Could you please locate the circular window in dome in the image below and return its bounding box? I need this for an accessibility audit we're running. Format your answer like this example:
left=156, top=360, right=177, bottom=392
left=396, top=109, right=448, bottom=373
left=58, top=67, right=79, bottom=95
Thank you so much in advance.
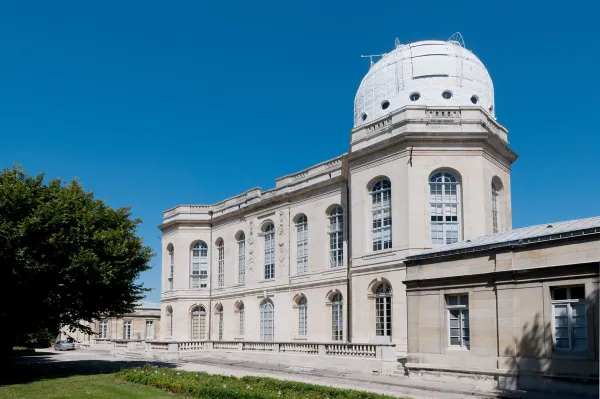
left=361, top=112, right=367, bottom=121
left=409, top=92, right=420, bottom=102
left=381, top=100, right=390, bottom=110
left=470, top=95, right=479, bottom=104
left=489, top=105, right=494, bottom=113
left=442, top=91, right=453, bottom=99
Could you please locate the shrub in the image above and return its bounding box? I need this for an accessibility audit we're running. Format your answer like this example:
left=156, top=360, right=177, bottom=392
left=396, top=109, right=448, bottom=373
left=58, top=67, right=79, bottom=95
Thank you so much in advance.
left=118, top=365, right=403, bottom=399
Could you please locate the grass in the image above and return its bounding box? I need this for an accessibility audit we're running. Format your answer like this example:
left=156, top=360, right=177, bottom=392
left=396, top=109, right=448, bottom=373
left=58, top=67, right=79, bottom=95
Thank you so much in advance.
left=118, top=365, right=404, bottom=399
left=0, top=373, right=188, bottom=399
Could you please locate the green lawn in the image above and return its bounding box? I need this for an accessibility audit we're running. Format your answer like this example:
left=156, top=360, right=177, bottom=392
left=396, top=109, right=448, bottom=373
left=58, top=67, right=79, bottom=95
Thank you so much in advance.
left=0, top=374, right=188, bottom=399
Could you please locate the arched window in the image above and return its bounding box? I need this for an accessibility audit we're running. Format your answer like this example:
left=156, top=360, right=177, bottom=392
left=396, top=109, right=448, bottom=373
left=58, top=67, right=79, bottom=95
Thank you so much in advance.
left=328, top=207, right=344, bottom=268
left=167, top=244, right=174, bottom=291
left=298, top=296, right=307, bottom=336
left=215, top=304, right=224, bottom=341
left=191, top=305, right=206, bottom=340
left=166, top=306, right=173, bottom=338
left=237, top=232, right=246, bottom=284
left=492, top=183, right=499, bottom=233
left=216, top=239, right=224, bottom=287
left=264, top=223, right=275, bottom=280
left=371, top=179, right=392, bottom=251
left=260, top=299, right=275, bottom=341
left=331, top=294, right=343, bottom=341
left=375, top=283, right=392, bottom=337
left=296, top=215, right=308, bottom=273
left=237, top=302, right=245, bottom=336
left=190, top=242, right=208, bottom=288
left=429, top=172, right=461, bottom=244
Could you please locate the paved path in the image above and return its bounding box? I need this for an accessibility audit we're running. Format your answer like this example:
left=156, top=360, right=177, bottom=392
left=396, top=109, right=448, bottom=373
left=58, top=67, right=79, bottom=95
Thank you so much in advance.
left=14, top=349, right=590, bottom=399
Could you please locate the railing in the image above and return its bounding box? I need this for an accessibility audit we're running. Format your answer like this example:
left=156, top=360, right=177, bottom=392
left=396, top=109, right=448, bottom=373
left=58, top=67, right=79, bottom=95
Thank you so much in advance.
left=111, top=340, right=396, bottom=375
left=280, top=343, right=319, bottom=354
left=213, top=341, right=239, bottom=350
left=179, top=341, right=204, bottom=351
left=325, top=343, right=376, bottom=358
left=149, top=342, right=169, bottom=351
left=242, top=342, right=277, bottom=352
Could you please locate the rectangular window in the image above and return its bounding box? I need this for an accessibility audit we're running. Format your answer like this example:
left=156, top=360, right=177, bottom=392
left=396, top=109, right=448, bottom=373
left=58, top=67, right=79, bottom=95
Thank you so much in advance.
left=99, top=320, right=108, bottom=339
left=299, top=305, right=307, bottom=336
left=492, top=186, right=499, bottom=233
left=145, top=320, right=155, bottom=339
left=552, top=286, right=586, bottom=351
left=217, top=244, right=224, bottom=287
left=238, top=238, right=245, bottom=284
left=372, top=184, right=392, bottom=251
left=168, top=250, right=174, bottom=291
left=191, top=246, right=208, bottom=288
left=332, top=302, right=343, bottom=341
left=123, top=321, right=132, bottom=340
left=446, top=294, right=469, bottom=349
left=296, top=219, right=308, bottom=274
left=239, top=309, right=245, bottom=336
left=329, top=210, right=344, bottom=268
left=429, top=175, right=460, bottom=245
left=264, top=231, right=275, bottom=280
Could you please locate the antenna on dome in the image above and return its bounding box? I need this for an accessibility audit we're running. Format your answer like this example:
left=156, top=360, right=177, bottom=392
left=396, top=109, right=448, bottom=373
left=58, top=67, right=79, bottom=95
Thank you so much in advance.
left=395, top=37, right=401, bottom=48
left=447, top=32, right=465, bottom=48
left=361, top=54, right=385, bottom=68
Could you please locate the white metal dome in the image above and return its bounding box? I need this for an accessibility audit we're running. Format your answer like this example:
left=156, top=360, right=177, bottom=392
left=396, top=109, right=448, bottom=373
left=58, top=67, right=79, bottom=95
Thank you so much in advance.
left=354, top=34, right=495, bottom=128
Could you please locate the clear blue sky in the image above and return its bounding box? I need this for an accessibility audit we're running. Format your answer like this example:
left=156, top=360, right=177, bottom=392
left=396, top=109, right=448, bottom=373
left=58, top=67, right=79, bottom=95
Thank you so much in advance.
left=1, top=1, right=598, bottom=302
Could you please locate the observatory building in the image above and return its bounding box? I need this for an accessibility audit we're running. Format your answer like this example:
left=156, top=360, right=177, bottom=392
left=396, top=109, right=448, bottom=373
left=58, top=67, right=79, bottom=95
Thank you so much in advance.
left=158, top=35, right=599, bottom=394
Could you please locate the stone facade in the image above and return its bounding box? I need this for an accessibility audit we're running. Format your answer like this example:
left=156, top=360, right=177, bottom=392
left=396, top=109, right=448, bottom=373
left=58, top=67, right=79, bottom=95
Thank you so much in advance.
left=159, top=39, right=518, bottom=356
left=157, top=36, right=599, bottom=394
left=59, top=302, right=161, bottom=344
left=403, top=230, right=600, bottom=395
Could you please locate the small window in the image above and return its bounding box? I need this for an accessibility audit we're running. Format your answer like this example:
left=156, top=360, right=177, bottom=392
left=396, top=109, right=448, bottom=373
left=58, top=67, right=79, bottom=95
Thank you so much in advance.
left=123, top=321, right=132, bottom=340
left=409, top=92, right=420, bottom=102
left=489, top=105, right=494, bottom=113
left=442, top=91, right=452, bottom=99
left=446, top=294, right=469, bottom=349
left=361, top=112, right=367, bottom=121
left=381, top=100, right=390, bottom=110
left=470, top=95, right=478, bottom=104
left=298, top=296, right=307, bottom=336
left=552, top=286, right=587, bottom=351
left=145, top=320, right=155, bottom=339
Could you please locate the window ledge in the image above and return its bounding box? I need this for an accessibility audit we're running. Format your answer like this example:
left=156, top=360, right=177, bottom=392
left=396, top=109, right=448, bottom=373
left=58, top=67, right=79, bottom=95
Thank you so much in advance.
left=323, top=267, right=346, bottom=275
left=292, top=336, right=308, bottom=340
left=446, top=346, right=470, bottom=352
left=290, top=273, right=311, bottom=280
left=259, top=279, right=276, bottom=284
left=231, top=283, right=246, bottom=288
left=362, top=249, right=396, bottom=261
left=551, top=350, right=590, bottom=360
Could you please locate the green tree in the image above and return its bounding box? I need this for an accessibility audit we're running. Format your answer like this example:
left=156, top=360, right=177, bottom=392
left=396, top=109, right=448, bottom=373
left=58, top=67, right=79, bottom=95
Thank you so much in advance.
left=0, top=166, right=154, bottom=360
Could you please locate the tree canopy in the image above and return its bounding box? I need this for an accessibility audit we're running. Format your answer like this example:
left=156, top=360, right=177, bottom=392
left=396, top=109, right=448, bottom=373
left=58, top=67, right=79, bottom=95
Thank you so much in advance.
left=0, top=166, right=154, bottom=358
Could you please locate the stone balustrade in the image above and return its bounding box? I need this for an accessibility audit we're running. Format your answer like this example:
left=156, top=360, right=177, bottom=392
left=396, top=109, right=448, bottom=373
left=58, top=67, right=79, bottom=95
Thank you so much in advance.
left=120, top=340, right=397, bottom=375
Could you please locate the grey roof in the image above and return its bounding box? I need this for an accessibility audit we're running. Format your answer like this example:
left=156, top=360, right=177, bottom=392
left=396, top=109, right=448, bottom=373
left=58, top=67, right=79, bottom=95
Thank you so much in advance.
left=136, top=301, right=161, bottom=310
left=408, top=216, right=600, bottom=261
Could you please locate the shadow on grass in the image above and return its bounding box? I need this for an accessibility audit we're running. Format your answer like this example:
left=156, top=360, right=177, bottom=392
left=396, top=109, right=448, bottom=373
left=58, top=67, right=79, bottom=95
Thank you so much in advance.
left=0, top=355, right=177, bottom=387
left=11, top=351, right=58, bottom=357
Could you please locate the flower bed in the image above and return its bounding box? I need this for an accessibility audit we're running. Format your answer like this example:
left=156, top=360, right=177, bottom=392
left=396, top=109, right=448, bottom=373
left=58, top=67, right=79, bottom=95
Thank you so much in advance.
left=118, top=365, right=403, bottom=399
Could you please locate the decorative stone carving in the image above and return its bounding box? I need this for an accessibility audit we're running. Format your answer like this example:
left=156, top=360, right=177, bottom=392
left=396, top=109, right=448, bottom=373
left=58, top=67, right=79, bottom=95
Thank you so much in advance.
left=278, top=241, right=286, bottom=266
left=248, top=219, right=254, bottom=245
left=277, top=210, right=285, bottom=236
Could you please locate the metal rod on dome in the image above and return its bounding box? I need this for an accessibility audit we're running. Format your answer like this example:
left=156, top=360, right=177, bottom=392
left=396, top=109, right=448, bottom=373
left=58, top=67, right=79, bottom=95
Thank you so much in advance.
left=361, top=54, right=384, bottom=67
